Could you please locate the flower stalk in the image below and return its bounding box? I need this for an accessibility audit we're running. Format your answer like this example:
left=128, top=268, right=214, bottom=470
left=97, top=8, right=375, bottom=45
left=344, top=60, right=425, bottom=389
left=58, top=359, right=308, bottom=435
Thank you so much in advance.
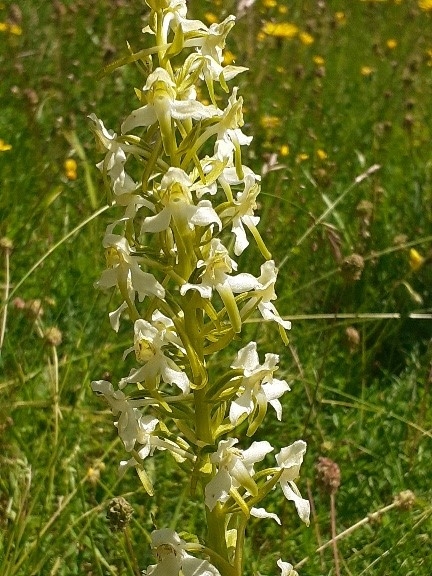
left=90, top=2, right=309, bottom=574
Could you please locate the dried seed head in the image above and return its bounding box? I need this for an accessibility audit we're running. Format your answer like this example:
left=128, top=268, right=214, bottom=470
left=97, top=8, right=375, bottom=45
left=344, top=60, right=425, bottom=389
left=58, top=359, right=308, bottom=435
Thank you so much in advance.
left=44, top=327, right=63, bottom=347
left=0, top=237, right=13, bottom=252
left=394, top=490, right=415, bottom=510
left=106, top=497, right=134, bottom=532
left=12, top=297, right=26, bottom=310
left=345, top=326, right=360, bottom=353
left=356, top=200, right=374, bottom=220
left=316, top=456, right=341, bottom=494
left=86, top=461, right=105, bottom=486
left=25, top=299, right=44, bottom=318
left=341, top=253, right=364, bottom=282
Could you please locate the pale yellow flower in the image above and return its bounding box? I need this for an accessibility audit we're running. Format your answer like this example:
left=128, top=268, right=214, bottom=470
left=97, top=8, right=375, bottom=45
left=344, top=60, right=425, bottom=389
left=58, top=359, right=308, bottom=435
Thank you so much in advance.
left=316, top=149, right=327, bottom=160
left=386, top=39, right=397, bottom=49
left=409, top=248, right=425, bottom=271
left=262, top=21, right=298, bottom=38
left=280, top=144, right=290, bottom=156
left=9, top=23, right=22, bottom=35
left=299, top=31, right=314, bottom=45
left=64, top=158, right=78, bottom=180
left=223, top=49, right=236, bottom=65
left=204, top=12, right=218, bottom=24
left=0, top=138, right=12, bottom=152
left=313, top=55, right=325, bottom=66
left=260, top=115, right=281, bottom=129
left=418, top=0, right=432, bottom=11
left=360, top=66, right=375, bottom=76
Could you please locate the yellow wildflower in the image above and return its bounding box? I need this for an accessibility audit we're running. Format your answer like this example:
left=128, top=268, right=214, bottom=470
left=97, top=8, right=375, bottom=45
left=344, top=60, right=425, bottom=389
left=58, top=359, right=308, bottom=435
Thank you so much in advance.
left=262, top=0, right=277, bottom=7
left=0, top=22, right=8, bottom=32
left=280, top=144, right=290, bottom=156
left=260, top=115, right=281, bottom=129
left=64, top=158, right=78, bottom=180
left=360, top=66, right=375, bottom=76
left=313, top=55, right=325, bottom=66
left=335, top=11, right=346, bottom=22
left=278, top=5, right=288, bottom=14
left=409, top=248, right=425, bottom=271
left=296, top=153, right=309, bottom=163
left=316, top=149, right=327, bottom=160
left=299, top=31, right=314, bottom=45
left=418, top=0, right=432, bottom=10
left=0, top=138, right=12, bottom=152
left=223, top=50, right=236, bottom=65
left=204, top=12, right=218, bottom=24
left=9, top=23, right=22, bottom=35
left=386, top=39, right=397, bottom=49
left=262, top=21, right=298, bottom=38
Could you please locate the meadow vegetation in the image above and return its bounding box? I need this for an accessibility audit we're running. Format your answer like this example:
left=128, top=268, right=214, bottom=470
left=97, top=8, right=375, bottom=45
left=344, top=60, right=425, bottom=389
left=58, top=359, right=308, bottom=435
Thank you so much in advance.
left=1, top=0, right=431, bottom=574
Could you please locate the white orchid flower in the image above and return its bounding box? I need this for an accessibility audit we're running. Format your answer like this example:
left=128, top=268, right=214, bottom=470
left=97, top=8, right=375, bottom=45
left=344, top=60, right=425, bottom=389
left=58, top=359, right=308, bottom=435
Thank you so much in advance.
left=213, top=88, right=252, bottom=164
left=240, top=260, right=291, bottom=330
left=229, top=341, right=290, bottom=426
left=91, top=379, right=149, bottom=452
left=141, top=167, right=221, bottom=233
left=180, top=238, right=259, bottom=332
left=219, top=167, right=262, bottom=255
left=250, top=506, right=281, bottom=524
left=121, top=68, right=220, bottom=156
left=277, top=559, right=299, bottom=576
left=256, top=260, right=292, bottom=329
left=205, top=438, right=274, bottom=511
left=143, top=529, right=221, bottom=576
left=88, top=113, right=139, bottom=197
left=96, top=229, right=165, bottom=305
left=119, top=317, right=190, bottom=393
left=275, top=440, right=310, bottom=525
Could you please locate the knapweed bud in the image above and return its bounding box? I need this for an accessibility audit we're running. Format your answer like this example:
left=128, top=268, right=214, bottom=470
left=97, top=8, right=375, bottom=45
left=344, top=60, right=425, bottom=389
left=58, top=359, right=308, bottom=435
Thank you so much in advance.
left=316, top=456, right=341, bottom=495
left=341, top=253, right=364, bottom=282
left=106, top=496, right=134, bottom=532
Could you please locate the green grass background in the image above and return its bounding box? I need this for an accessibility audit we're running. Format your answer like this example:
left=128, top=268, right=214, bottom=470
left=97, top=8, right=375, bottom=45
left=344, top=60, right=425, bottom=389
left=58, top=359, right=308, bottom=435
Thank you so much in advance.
left=1, top=0, right=431, bottom=574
